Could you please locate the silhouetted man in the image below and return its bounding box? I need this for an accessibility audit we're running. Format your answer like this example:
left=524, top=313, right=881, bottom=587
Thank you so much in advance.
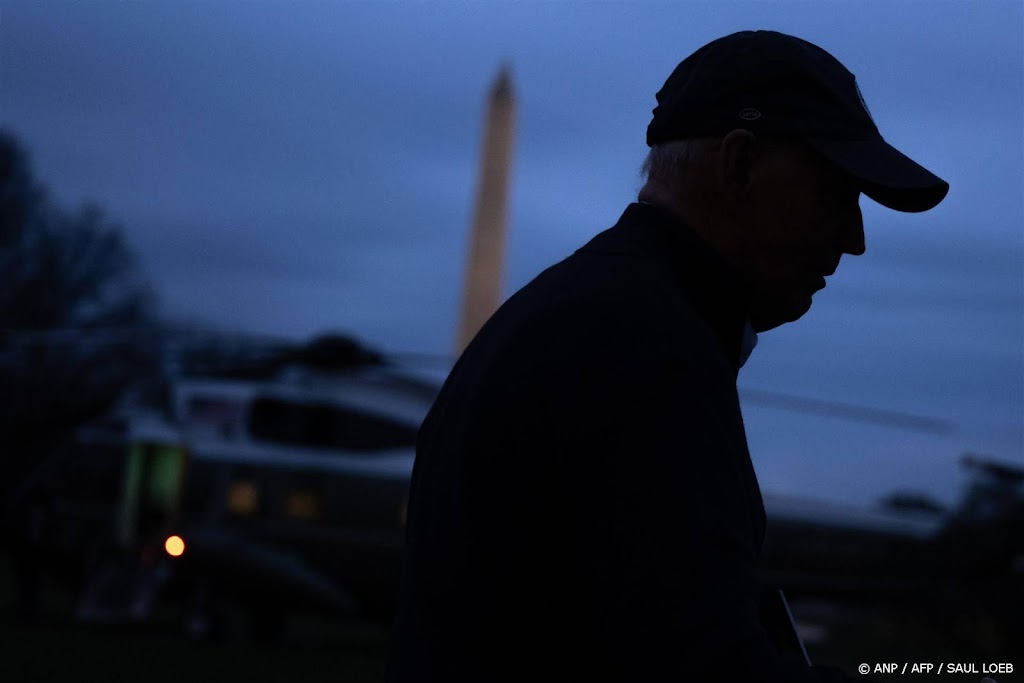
left=388, top=30, right=948, bottom=682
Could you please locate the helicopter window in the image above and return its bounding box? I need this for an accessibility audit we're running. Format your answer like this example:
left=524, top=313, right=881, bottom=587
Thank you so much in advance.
left=285, top=489, right=320, bottom=520
left=185, top=397, right=245, bottom=439
left=226, top=480, right=261, bottom=516
left=248, top=398, right=418, bottom=451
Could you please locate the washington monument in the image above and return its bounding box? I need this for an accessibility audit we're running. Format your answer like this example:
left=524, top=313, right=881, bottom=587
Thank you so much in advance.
left=455, top=64, right=516, bottom=355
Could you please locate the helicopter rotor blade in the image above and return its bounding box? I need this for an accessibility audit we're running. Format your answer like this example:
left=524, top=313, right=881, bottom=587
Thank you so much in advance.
left=738, top=388, right=954, bottom=435
left=382, top=350, right=957, bottom=436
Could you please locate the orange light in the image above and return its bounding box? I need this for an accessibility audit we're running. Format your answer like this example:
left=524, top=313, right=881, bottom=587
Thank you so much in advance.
left=285, top=490, right=319, bottom=520
left=226, top=480, right=259, bottom=516
left=165, top=535, right=185, bottom=557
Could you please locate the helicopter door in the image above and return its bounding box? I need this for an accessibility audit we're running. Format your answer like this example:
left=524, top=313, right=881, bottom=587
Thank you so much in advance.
left=118, top=439, right=186, bottom=547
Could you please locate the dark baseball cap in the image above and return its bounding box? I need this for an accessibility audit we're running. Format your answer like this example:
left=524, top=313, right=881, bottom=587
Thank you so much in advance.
left=647, top=30, right=949, bottom=213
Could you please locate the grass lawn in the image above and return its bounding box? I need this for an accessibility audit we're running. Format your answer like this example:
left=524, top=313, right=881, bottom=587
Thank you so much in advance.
left=0, top=553, right=391, bottom=683
left=1, top=553, right=1013, bottom=682
left=2, top=624, right=389, bottom=683
left=792, top=597, right=1013, bottom=681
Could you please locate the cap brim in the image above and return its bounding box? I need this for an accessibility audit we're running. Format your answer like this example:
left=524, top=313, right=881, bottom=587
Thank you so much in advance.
left=806, top=137, right=950, bottom=213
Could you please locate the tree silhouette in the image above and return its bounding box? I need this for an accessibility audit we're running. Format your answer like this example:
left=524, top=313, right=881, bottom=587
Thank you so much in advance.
left=0, top=129, right=160, bottom=504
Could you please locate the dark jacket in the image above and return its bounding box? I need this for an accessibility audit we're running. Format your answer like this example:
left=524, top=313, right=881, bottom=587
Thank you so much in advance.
left=387, top=202, right=853, bottom=682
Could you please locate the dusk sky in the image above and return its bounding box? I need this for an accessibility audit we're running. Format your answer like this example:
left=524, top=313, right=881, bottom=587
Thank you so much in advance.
left=2, top=1, right=1021, bottom=509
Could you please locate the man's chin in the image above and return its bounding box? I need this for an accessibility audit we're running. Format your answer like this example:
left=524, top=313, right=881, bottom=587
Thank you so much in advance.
left=750, top=294, right=813, bottom=332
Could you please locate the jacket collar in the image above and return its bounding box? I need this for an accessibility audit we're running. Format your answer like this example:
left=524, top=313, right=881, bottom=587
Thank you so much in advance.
left=578, top=202, right=756, bottom=374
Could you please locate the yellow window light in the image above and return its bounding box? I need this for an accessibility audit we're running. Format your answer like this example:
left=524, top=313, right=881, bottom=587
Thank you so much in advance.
left=226, top=481, right=260, bottom=516
left=285, top=490, right=319, bottom=520
left=165, top=535, right=186, bottom=557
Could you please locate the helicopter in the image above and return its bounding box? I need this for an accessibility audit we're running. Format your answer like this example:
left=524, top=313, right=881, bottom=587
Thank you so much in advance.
left=32, top=326, right=1007, bottom=645
left=46, top=333, right=435, bottom=640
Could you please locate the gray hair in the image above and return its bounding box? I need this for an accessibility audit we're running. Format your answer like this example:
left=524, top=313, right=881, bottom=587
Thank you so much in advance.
left=639, top=137, right=720, bottom=186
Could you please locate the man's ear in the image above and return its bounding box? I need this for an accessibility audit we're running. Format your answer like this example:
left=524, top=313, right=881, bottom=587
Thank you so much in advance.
left=717, top=129, right=758, bottom=210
